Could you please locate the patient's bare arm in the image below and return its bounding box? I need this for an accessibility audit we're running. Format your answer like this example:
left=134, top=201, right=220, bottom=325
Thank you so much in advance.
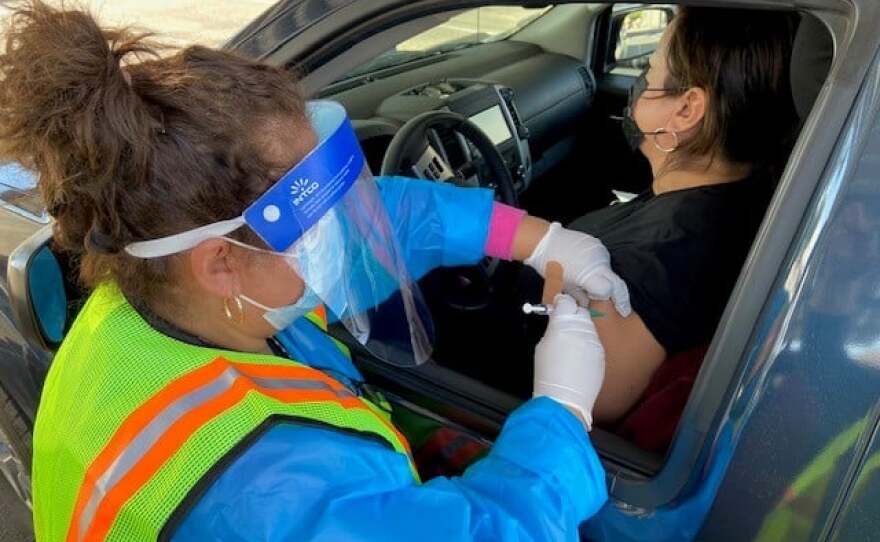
left=588, top=299, right=666, bottom=424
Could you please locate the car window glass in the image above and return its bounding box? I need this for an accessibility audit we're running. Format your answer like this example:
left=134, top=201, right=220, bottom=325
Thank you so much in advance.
left=343, top=6, right=553, bottom=80
left=0, top=162, right=47, bottom=223
left=613, top=8, right=672, bottom=71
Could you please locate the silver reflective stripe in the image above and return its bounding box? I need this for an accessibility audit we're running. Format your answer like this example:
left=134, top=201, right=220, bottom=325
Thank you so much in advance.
left=251, top=376, right=335, bottom=392
left=75, top=364, right=356, bottom=541
left=250, top=377, right=356, bottom=398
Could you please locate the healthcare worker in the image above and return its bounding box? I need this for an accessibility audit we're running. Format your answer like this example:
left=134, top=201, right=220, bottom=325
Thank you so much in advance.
left=1, top=3, right=629, bottom=541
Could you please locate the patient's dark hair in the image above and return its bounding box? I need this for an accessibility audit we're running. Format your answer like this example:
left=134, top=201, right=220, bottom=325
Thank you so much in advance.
left=664, top=7, right=799, bottom=174
left=0, top=1, right=308, bottom=304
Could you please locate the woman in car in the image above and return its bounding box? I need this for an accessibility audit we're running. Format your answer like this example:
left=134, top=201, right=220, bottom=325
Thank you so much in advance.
left=544, top=7, right=800, bottom=426
left=0, top=2, right=630, bottom=541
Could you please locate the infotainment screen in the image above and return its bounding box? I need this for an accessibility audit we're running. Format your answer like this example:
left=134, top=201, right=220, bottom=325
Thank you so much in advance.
left=468, top=105, right=512, bottom=146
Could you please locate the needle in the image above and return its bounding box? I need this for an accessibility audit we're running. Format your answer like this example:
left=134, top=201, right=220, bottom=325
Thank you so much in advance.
left=522, top=302, right=553, bottom=315
left=522, top=302, right=604, bottom=318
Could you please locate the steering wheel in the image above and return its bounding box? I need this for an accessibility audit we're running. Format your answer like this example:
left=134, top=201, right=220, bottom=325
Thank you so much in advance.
left=381, top=110, right=517, bottom=205
left=380, top=110, right=518, bottom=310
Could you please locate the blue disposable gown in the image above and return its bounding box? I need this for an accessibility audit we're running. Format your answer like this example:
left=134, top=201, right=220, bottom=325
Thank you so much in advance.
left=172, top=177, right=608, bottom=541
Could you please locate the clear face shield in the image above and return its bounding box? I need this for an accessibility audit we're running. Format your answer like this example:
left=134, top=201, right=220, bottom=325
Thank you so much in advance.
left=126, top=101, right=434, bottom=366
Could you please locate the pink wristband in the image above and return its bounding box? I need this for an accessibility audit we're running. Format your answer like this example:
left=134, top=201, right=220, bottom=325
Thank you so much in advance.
left=484, top=202, right=527, bottom=260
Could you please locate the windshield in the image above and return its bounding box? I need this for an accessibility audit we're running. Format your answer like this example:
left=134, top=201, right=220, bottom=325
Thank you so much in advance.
left=344, top=6, right=553, bottom=80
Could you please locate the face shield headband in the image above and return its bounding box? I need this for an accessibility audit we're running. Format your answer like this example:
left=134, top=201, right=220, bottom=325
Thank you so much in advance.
left=125, top=100, right=434, bottom=367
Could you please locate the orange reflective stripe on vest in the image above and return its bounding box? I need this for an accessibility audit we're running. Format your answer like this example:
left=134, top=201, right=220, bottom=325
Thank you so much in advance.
left=65, top=356, right=409, bottom=542
left=311, top=304, right=328, bottom=329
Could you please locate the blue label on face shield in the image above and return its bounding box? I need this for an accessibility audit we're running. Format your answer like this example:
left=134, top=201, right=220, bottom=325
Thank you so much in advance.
left=243, top=102, right=366, bottom=251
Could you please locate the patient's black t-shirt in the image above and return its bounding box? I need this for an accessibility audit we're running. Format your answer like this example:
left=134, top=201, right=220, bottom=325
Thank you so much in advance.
left=568, top=175, right=773, bottom=354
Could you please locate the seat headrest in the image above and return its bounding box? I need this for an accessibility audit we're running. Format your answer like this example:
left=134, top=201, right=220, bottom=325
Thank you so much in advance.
left=791, top=13, right=833, bottom=121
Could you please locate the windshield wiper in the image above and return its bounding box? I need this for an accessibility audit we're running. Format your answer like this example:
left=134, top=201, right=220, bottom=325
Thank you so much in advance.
left=425, top=40, right=484, bottom=54
left=345, top=50, right=435, bottom=79
left=340, top=40, right=484, bottom=83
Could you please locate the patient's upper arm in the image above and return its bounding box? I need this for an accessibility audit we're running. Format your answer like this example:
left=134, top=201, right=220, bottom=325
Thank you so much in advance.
left=589, top=299, right=666, bottom=425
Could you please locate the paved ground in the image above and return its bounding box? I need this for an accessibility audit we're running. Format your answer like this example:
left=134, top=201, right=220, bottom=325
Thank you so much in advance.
left=0, top=475, right=32, bottom=542
left=0, top=0, right=277, bottom=47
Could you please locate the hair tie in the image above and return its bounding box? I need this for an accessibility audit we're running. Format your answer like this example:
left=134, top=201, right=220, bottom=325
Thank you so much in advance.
left=47, top=200, right=66, bottom=217
left=88, top=227, right=121, bottom=255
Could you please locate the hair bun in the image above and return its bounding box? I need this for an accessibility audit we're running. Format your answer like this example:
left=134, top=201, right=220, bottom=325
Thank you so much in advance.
left=0, top=0, right=157, bottom=256
left=0, top=1, right=309, bottom=307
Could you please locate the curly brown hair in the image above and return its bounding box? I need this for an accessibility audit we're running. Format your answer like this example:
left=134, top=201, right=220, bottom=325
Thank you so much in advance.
left=0, top=1, right=309, bottom=305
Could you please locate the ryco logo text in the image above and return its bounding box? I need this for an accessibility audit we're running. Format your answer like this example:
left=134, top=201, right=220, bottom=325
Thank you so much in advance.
left=290, top=178, right=319, bottom=206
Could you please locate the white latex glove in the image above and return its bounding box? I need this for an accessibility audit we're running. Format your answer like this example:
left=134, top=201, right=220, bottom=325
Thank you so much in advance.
left=533, top=294, right=605, bottom=430
left=525, top=222, right=632, bottom=317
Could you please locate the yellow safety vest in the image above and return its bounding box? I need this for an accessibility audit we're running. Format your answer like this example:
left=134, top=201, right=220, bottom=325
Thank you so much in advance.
left=32, top=283, right=415, bottom=542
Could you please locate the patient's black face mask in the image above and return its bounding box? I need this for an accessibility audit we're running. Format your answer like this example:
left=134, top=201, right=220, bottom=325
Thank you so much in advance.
left=619, top=69, right=686, bottom=152
left=620, top=107, right=645, bottom=153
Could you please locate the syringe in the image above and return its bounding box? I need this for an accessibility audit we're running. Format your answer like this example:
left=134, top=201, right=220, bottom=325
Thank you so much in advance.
left=521, top=302, right=604, bottom=318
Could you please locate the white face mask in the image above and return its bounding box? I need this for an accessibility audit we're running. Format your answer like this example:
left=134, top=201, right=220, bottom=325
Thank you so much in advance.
left=231, top=209, right=348, bottom=331
left=240, top=286, right=322, bottom=330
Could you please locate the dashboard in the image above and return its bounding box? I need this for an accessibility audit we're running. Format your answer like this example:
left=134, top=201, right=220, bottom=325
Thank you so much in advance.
left=320, top=40, right=596, bottom=193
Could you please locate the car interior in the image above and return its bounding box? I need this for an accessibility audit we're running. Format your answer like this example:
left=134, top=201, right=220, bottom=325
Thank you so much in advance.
left=7, top=2, right=835, bottom=487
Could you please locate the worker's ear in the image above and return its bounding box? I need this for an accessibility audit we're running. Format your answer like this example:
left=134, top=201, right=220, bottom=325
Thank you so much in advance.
left=188, top=239, right=245, bottom=298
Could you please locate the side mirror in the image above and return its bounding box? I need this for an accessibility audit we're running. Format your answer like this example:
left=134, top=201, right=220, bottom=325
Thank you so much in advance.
left=612, top=8, right=673, bottom=71
left=28, top=245, right=67, bottom=345
left=8, top=226, right=69, bottom=350
left=615, top=51, right=652, bottom=70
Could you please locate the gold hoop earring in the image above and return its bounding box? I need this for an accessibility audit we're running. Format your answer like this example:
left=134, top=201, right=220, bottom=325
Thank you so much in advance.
left=652, top=128, right=679, bottom=153
left=223, top=296, right=245, bottom=324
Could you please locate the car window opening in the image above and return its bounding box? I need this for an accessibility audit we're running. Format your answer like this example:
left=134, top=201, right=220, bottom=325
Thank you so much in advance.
left=317, top=3, right=833, bottom=475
